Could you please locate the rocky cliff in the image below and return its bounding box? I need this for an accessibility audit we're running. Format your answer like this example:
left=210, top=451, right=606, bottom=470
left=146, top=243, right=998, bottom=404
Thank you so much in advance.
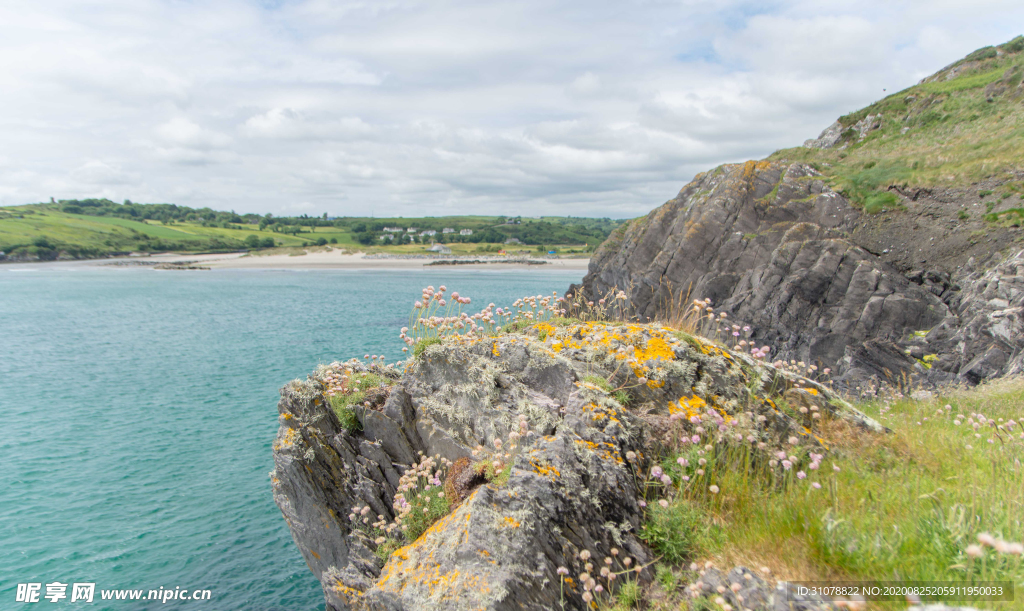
left=575, top=160, right=1024, bottom=389
left=575, top=37, right=1024, bottom=389
left=271, top=322, right=882, bottom=610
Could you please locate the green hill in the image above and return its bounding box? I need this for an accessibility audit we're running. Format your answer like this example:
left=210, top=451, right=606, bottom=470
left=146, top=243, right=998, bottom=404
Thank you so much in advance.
left=771, top=35, right=1024, bottom=215
left=0, top=198, right=624, bottom=261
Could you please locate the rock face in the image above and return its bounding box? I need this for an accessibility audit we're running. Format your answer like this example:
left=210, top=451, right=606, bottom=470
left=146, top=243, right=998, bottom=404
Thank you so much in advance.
left=272, top=322, right=881, bottom=610
left=574, top=160, right=1024, bottom=387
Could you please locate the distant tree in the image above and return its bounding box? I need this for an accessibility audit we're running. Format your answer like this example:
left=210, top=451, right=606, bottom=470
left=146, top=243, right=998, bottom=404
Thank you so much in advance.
left=315, top=237, right=328, bottom=246
left=329, top=237, right=338, bottom=244
left=355, top=232, right=374, bottom=245
left=244, top=235, right=261, bottom=249
left=260, top=237, right=276, bottom=248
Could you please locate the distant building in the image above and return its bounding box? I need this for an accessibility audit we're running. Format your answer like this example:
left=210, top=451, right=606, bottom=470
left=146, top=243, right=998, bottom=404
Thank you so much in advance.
left=504, top=237, right=522, bottom=245
left=383, top=227, right=403, bottom=233
left=428, top=243, right=451, bottom=254
left=459, top=229, right=473, bottom=236
left=378, top=235, right=393, bottom=241
left=420, top=230, right=437, bottom=237
left=406, top=227, right=417, bottom=233
left=442, top=227, right=455, bottom=234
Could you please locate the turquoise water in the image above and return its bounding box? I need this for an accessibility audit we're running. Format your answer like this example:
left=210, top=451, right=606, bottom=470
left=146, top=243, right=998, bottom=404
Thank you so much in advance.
left=0, top=266, right=583, bottom=609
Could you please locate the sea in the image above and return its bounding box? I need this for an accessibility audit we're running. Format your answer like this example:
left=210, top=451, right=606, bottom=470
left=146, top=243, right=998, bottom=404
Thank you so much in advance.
left=0, top=264, right=584, bottom=609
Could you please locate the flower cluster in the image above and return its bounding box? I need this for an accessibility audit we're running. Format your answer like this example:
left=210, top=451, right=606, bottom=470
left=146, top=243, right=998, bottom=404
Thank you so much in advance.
left=348, top=452, right=452, bottom=548
left=400, top=286, right=567, bottom=349
left=966, top=531, right=1024, bottom=558
left=471, top=414, right=530, bottom=478
left=557, top=547, right=642, bottom=606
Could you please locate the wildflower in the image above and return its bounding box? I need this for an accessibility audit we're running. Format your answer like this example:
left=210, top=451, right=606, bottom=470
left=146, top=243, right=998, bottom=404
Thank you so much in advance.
left=677, top=457, right=689, bottom=467
left=788, top=436, right=798, bottom=445
left=833, top=465, right=840, bottom=472
left=811, top=482, right=822, bottom=489
left=625, top=451, right=636, bottom=461
left=651, top=466, right=664, bottom=479
left=556, top=566, right=569, bottom=576
left=966, top=544, right=984, bottom=558
left=661, top=474, right=672, bottom=486
left=659, top=499, right=669, bottom=508
left=579, top=550, right=591, bottom=561
left=781, top=460, right=792, bottom=470
left=978, top=532, right=996, bottom=547
left=797, top=471, right=807, bottom=479
left=709, top=485, right=719, bottom=494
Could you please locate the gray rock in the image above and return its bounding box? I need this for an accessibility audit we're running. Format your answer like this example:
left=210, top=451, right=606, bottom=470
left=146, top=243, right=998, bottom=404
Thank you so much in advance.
left=803, top=120, right=844, bottom=149
left=273, top=326, right=882, bottom=610
left=575, top=160, right=1024, bottom=388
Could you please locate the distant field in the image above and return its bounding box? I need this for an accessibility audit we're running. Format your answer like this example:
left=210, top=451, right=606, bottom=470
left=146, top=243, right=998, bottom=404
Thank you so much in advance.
left=0, top=202, right=619, bottom=261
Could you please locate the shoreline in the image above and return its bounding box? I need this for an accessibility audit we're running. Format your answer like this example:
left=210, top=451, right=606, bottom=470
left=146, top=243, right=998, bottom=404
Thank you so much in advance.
left=2, top=249, right=591, bottom=271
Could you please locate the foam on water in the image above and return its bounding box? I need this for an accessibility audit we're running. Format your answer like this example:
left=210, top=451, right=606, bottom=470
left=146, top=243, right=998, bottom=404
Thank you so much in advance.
left=0, top=267, right=583, bottom=609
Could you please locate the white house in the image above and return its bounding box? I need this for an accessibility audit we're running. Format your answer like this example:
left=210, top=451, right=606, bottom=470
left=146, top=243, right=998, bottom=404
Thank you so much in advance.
left=406, top=227, right=417, bottom=233
left=459, top=229, right=473, bottom=236
left=383, top=227, right=403, bottom=233
left=442, top=227, right=455, bottom=234
left=420, top=230, right=437, bottom=237
left=428, top=243, right=452, bottom=254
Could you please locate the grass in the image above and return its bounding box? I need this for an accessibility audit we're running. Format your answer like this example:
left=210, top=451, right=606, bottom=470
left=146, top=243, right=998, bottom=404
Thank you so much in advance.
left=0, top=203, right=615, bottom=259
left=768, top=37, right=1024, bottom=214
left=412, top=338, right=443, bottom=358
left=633, top=378, right=1024, bottom=610
left=327, top=371, right=389, bottom=432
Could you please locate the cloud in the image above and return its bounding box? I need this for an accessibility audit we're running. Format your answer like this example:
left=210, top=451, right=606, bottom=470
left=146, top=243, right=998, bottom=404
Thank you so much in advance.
left=0, top=0, right=1022, bottom=217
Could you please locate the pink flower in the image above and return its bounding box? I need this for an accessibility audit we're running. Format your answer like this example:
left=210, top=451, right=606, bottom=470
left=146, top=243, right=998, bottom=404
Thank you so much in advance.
left=811, top=482, right=821, bottom=489
left=709, top=485, right=719, bottom=494
left=414, top=301, right=423, bottom=308
left=659, top=499, right=669, bottom=508
left=797, top=471, right=806, bottom=479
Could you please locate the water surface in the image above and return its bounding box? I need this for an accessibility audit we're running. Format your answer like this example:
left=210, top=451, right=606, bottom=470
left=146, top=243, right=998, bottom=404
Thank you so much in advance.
left=0, top=266, right=583, bottom=609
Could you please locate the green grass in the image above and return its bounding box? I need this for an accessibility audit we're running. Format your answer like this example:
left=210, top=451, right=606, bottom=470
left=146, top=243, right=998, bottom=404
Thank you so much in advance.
left=1, top=202, right=617, bottom=259
left=582, top=374, right=614, bottom=393
left=412, top=338, right=443, bottom=359
left=327, top=372, right=390, bottom=432
left=769, top=37, right=1024, bottom=214
left=634, top=378, right=1024, bottom=610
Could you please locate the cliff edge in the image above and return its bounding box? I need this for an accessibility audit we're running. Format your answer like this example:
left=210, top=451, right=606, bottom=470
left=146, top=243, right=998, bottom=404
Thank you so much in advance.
left=576, top=37, right=1024, bottom=389
left=271, top=321, right=882, bottom=610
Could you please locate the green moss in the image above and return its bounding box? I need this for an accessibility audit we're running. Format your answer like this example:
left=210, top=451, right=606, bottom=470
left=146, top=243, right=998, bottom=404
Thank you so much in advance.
left=582, top=374, right=613, bottom=393
left=413, top=337, right=442, bottom=358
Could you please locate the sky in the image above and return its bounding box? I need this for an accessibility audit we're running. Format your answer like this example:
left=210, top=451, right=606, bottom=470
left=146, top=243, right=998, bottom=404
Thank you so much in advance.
left=1, top=1, right=1021, bottom=218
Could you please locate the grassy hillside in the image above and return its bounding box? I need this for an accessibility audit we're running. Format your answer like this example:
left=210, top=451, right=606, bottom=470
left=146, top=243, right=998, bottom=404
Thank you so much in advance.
left=0, top=199, right=623, bottom=261
left=771, top=35, right=1024, bottom=214
left=616, top=377, right=1024, bottom=610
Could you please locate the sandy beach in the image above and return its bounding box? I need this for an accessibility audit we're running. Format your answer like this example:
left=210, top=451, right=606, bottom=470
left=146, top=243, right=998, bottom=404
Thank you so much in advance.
left=5, top=249, right=591, bottom=271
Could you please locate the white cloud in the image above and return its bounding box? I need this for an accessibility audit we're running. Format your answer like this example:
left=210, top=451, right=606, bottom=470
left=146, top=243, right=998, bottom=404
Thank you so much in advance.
left=0, top=0, right=1022, bottom=217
